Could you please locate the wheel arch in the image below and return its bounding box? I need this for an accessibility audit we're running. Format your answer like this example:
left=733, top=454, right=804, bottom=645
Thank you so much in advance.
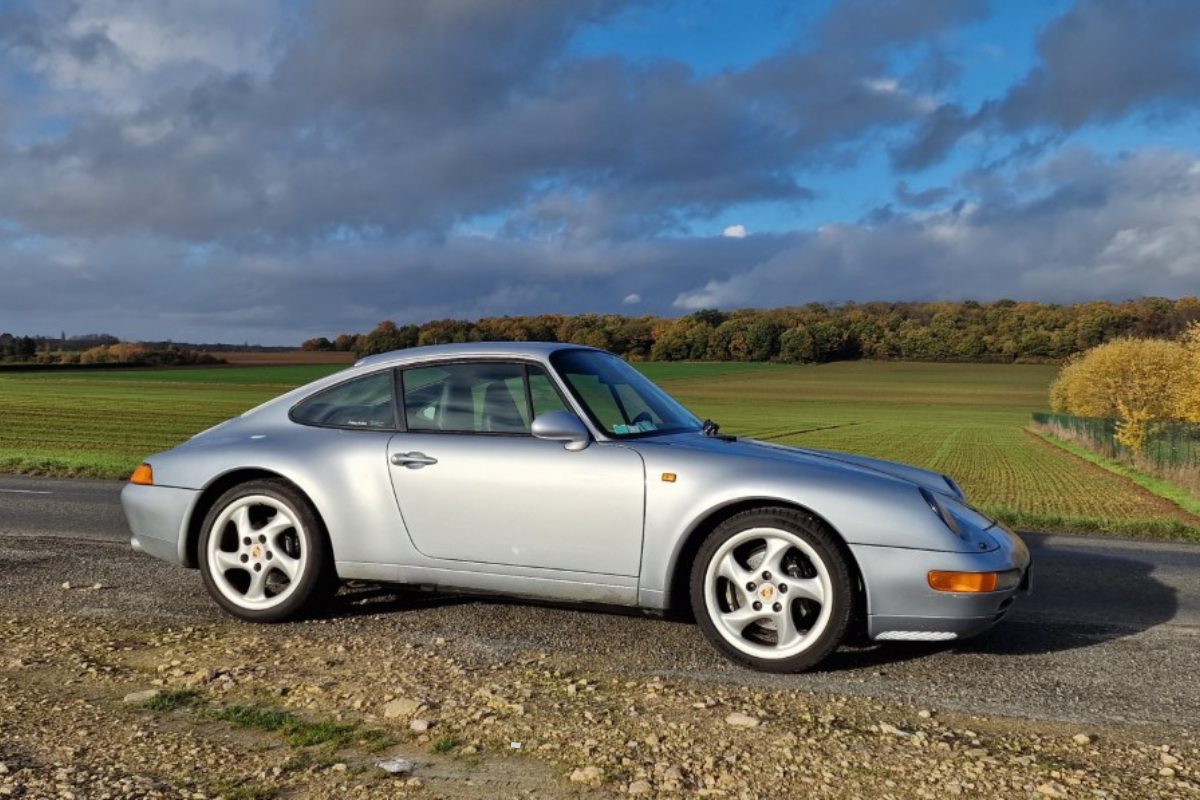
left=183, top=468, right=328, bottom=568
left=665, top=499, right=866, bottom=628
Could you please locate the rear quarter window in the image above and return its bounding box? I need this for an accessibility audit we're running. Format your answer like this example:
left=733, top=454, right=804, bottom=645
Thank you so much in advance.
left=291, top=371, right=397, bottom=430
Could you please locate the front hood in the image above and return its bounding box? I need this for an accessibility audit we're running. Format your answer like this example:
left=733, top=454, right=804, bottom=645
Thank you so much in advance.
left=649, top=432, right=961, bottom=499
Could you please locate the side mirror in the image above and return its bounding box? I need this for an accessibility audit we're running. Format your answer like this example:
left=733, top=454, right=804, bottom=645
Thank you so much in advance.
left=531, top=410, right=591, bottom=451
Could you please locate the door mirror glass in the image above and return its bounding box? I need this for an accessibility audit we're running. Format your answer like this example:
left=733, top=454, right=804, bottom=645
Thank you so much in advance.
left=531, top=410, right=591, bottom=451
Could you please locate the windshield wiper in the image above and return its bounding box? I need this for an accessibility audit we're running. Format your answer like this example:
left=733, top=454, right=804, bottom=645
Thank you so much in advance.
left=702, top=419, right=737, bottom=441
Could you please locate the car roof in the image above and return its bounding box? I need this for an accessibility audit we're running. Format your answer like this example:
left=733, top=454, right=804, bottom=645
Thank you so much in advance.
left=353, top=341, right=600, bottom=369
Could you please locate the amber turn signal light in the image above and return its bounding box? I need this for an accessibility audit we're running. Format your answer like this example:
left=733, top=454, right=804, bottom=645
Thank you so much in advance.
left=928, top=570, right=998, bottom=593
left=130, top=463, right=154, bottom=486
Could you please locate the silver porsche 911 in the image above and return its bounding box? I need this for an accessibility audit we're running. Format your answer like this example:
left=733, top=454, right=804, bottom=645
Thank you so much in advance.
left=122, top=342, right=1030, bottom=672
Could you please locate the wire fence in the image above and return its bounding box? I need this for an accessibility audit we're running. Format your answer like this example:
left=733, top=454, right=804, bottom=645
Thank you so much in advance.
left=1031, top=412, right=1200, bottom=472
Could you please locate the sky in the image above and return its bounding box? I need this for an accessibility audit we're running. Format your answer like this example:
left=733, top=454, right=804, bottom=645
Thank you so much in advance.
left=1, top=0, right=1199, bottom=345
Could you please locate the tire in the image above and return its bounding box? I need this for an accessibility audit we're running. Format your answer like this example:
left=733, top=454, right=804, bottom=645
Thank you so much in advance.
left=198, top=480, right=337, bottom=623
left=689, top=507, right=854, bottom=673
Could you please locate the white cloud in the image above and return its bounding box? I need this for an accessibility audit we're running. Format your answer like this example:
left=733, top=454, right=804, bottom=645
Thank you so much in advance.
left=673, top=283, right=731, bottom=310
left=863, top=77, right=900, bottom=94
left=622, top=293, right=641, bottom=305
left=722, top=224, right=748, bottom=238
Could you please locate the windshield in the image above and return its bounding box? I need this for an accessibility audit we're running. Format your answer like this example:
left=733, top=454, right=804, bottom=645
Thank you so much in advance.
left=550, top=350, right=703, bottom=438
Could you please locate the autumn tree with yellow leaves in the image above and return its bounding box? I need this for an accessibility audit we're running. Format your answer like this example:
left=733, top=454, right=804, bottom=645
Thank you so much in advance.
left=1178, top=323, right=1200, bottom=423
left=1050, top=323, right=1200, bottom=450
left=79, top=342, right=147, bottom=365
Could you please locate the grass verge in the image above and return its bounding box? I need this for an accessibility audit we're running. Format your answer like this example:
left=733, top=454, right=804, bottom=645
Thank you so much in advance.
left=0, top=453, right=131, bottom=479
left=1022, top=429, right=1200, bottom=541
left=982, top=504, right=1200, bottom=541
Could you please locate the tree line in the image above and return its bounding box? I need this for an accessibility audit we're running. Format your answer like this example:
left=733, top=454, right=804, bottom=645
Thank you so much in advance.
left=0, top=333, right=223, bottom=367
left=302, top=297, right=1200, bottom=364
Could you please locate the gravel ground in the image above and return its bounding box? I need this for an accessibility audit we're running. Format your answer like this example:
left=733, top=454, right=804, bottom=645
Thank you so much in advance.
left=1, top=535, right=1198, bottom=798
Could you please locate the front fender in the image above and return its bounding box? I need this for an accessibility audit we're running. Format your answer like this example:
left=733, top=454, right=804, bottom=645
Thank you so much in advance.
left=634, top=444, right=975, bottom=608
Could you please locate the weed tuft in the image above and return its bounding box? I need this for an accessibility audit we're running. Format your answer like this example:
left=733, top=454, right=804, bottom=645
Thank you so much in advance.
left=216, top=704, right=391, bottom=749
left=432, top=737, right=459, bottom=753
left=218, top=779, right=275, bottom=800
left=142, top=689, right=201, bottom=712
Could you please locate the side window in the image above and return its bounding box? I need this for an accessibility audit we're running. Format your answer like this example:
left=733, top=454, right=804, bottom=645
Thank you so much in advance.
left=402, top=362, right=532, bottom=434
left=291, top=371, right=397, bottom=430
left=528, top=366, right=570, bottom=419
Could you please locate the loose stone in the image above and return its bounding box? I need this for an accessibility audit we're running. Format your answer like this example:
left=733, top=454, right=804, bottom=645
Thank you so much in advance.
left=376, top=758, right=415, bottom=776
left=725, top=712, right=760, bottom=728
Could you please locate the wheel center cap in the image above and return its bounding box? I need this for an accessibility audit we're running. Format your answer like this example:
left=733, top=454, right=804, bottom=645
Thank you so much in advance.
left=759, top=585, right=775, bottom=602
left=250, top=544, right=264, bottom=559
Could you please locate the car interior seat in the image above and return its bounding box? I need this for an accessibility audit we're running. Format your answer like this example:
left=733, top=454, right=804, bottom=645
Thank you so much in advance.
left=437, top=379, right=477, bottom=431
left=481, top=381, right=528, bottom=433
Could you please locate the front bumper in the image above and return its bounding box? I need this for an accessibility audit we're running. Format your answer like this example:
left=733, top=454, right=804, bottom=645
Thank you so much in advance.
left=121, top=483, right=201, bottom=566
left=853, top=523, right=1031, bottom=642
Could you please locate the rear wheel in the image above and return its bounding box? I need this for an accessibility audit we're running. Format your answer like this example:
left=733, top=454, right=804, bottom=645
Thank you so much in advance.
left=690, top=508, right=853, bottom=672
left=198, top=480, right=337, bottom=622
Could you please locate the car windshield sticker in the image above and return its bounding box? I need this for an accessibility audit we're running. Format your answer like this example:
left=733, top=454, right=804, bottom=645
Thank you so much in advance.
left=612, top=424, right=630, bottom=434
left=638, top=420, right=658, bottom=432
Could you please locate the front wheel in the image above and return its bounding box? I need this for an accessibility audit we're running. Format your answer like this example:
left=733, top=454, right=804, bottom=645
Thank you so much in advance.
left=690, top=508, right=854, bottom=672
left=198, top=480, right=336, bottom=622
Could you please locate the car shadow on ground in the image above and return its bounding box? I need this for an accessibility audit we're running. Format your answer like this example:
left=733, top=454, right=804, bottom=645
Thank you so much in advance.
left=317, top=580, right=479, bottom=617
left=311, top=531, right=1179, bottom=673
left=819, top=530, right=1180, bottom=671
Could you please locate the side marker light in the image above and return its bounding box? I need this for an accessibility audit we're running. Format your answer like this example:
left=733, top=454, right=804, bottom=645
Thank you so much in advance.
left=130, top=463, right=154, bottom=486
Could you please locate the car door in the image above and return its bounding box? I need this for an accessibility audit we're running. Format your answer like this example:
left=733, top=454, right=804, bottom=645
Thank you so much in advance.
left=386, top=361, right=646, bottom=576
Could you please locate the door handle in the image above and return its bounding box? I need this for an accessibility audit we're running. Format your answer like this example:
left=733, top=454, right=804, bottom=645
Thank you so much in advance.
left=391, top=451, right=438, bottom=468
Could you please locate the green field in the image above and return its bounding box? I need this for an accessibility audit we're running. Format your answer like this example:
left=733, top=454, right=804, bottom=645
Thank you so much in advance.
left=1, top=360, right=1196, bottom=538
left=0, top=367, right=335, bottom=478
left=655, top=361, right=1200, bottom=538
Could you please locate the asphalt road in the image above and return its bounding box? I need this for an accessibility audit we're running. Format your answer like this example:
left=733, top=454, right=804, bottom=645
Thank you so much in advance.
left=3, top=473, right=1200, bottom=729
left=0, top=474, right=128, bottom=541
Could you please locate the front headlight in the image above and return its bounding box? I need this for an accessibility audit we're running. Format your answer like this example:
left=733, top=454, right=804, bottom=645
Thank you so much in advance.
left=942, top=474, right=965, bottom=500
left=920, top=487, right=964, bottom=538
left=942, top=495, right=995, bottom=531
left=922, top=488, right=999, bottom=545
